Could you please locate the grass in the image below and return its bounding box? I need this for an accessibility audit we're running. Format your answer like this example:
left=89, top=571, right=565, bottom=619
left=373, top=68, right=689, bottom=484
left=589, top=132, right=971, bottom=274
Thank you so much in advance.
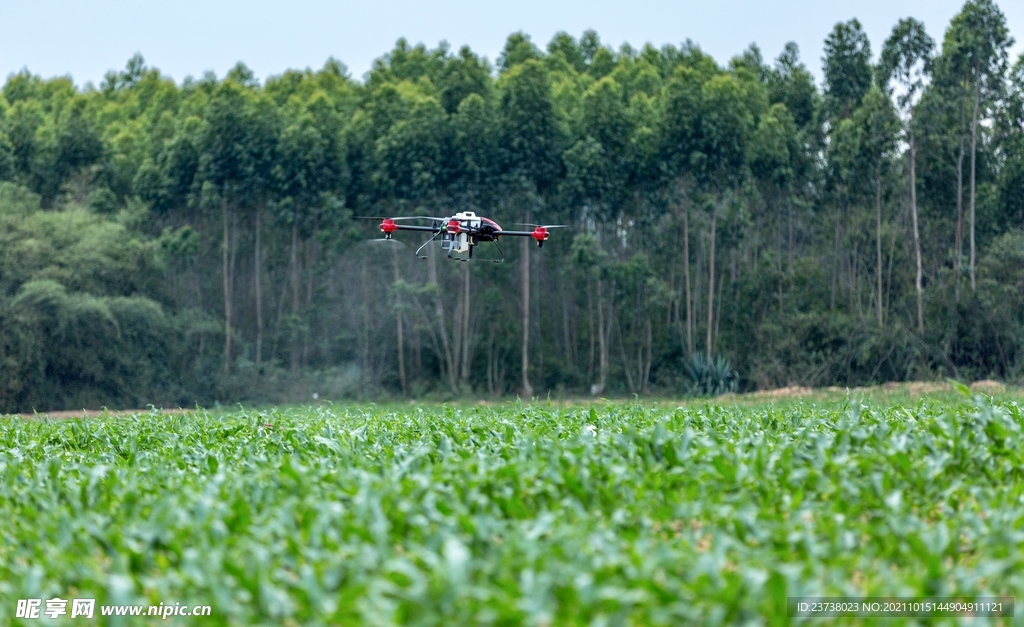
left=1, top=389, right=1023, bottom=625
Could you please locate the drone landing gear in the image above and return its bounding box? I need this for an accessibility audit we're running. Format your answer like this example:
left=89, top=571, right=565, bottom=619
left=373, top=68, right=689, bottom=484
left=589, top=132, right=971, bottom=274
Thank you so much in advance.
left=415, top=230, right=442, bottom=259
left=489, top=240, right=504, bottom=263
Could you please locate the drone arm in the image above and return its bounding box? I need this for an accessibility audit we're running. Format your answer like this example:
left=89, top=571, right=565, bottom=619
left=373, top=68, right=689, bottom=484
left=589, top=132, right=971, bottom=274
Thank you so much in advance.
left=495, top=227, right=552, bottom=247
left=390, top=225, right=440, bottom=232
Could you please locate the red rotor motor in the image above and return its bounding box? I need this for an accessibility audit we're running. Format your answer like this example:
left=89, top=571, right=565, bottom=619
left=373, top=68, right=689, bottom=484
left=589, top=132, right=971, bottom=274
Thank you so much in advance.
left=531, top=226, right=549, bottom=246
left=446, top=219, right=461, bottom=234
left=380, top=218, right=398, bottom=236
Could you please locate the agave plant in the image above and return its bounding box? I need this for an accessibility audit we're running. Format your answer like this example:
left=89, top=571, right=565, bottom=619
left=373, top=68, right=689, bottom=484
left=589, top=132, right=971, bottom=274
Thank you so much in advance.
left=683, top=353, right=738, bottom=396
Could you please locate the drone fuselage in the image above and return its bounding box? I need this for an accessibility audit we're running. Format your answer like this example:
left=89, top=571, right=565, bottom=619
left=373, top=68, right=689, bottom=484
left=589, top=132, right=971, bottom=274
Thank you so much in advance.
left=441, top=211, right=482, bottom=254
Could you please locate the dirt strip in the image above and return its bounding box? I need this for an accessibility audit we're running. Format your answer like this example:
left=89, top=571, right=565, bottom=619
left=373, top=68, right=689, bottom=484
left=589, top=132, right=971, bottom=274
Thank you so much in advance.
left=4, top=408, right=195, bottom=420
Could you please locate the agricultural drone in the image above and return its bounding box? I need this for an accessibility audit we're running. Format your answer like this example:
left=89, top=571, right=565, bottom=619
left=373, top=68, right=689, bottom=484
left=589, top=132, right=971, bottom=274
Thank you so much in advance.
left=358, top=211, right=564, bottom=262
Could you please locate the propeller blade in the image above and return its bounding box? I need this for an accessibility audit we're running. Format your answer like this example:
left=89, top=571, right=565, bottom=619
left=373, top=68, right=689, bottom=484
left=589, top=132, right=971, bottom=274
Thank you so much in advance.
left=355, top=216, right=445, bottom=221
left=513, top=223, right=569, bottom=228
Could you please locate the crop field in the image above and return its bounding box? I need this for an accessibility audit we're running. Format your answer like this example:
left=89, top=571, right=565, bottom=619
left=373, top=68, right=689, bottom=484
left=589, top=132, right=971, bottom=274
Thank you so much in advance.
left=2, top=389, right=1024, bottom=625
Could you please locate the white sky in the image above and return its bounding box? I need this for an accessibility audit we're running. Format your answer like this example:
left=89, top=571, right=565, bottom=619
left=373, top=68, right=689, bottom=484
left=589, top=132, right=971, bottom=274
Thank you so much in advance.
left=2, top=0, right=1022, bottom=89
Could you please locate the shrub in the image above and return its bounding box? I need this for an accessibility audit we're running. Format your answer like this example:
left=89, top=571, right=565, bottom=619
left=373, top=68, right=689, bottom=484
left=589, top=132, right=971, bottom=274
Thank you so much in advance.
left=683, top=353, right=738, bottom=396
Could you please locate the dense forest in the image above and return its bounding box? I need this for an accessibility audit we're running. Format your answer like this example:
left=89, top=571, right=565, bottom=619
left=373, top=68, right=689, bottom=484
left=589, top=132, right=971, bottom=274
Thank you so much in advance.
left=2, top=0, right=1023, bottom=411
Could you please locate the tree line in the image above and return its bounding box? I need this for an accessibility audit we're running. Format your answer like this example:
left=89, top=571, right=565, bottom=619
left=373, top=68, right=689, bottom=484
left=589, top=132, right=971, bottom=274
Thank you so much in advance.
left=1, top=0, right=1023, bottom=411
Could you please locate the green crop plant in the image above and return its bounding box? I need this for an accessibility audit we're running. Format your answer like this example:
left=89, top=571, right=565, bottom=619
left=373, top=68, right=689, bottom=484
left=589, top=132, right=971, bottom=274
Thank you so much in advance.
left=1, top=391, right=1023, bottom=625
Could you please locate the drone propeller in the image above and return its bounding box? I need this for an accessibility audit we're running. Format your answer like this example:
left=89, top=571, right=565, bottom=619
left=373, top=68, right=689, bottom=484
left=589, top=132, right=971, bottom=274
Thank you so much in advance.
left=354, top=216, right=445, bottom=222
left=513, top=223, right=569, bottom=228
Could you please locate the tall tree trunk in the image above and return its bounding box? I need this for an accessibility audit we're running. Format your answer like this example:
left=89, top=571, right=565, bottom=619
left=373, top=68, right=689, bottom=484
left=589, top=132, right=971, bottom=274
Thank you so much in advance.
left=831, top=195, right=841, bottom=310
left=520, top=230, right=533, bottom=398
left=850, top=239, right=858, bottom=314
left=714, top=265, right=724, bottom=351
left=876, top=172, right=883, bottom=327
left=222, top=197, right=232, bottom=374
left=910, top=130, right=924, bottom=333
left=969, top=80, right=979, bottom=291
left=955, top=107, right=965, bottom=302
left=460, top=262, right=472, bottom=385
left=788, top=193, right=795, bottom=272
left=360, top=258, right=370, bottom=382
left=643, top=317, right=652, bottom=392
left=427, top=249, right=457, bottom=393
left=302, top=224, right=318, bottom=367
left=596, top=278, right=608, bottom=393
left=706, top=204, right=717, bottom=361
left=886, top=219, right=896, bottom=321
left=486, top=332, right=495, bottom=396
left=588, top=287, right=595, bottom=382
left=615, top=311, right=634, bottom=393
left=290, top=221, right=300, bottom=372
left=254, top=203, right=263, bottom=370
left=561, top=271, right=573, bottom=369
left=391, top=245, right=407, bottom=396
left=696, top=234, right=704, bottom=345
left=413, top=328, right=421, bottom=371
left=270, top=256, right=290, bottom=364
left=683, top=206, right=693, bottom=356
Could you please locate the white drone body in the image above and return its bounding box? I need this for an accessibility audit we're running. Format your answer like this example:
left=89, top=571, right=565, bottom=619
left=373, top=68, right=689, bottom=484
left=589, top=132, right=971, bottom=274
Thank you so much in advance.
left=441, top=211, right=481, bottom=254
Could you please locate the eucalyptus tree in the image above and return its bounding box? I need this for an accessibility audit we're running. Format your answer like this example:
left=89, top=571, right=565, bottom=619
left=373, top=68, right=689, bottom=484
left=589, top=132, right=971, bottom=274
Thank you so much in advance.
left=451, top=93, right=497, bottom=204
left=766, top=44, right=820, bottom=272
left=497, top=33, right=543, bottom=73
left=371, top=87, right=464, bottom=390
left=561, top=75, right=632, bottom=390
left=769, top=43, right=818, bottom=130
left=931, top=57, right=970, bottom=296
left=661, top=66, right=704, bottom=355
left=749, top=103, right=798, bottom=273
left=822, top=20, right=873, bottom=310
left=855, top=86, right=900, bottom=326
left=438, top=46, right=492, bottom=115
left=367, top=38, right=447, bottom=91
left=0, top=131, right=13, bottom=182
left=450, top=92, right=499, bottom=386
left=881, top=18, right=934, bottom=332
left=826, top=116, right=861, bottom=310
left=695, top=74, right=754, bottom=359
left=197, top=80, right=253, bottom=372
left=547, top=32, right=587, bottom=74
left=276, top=93, right=343, bottom=371
left=586, top=45, right=617, bottom=80
left=242, top=94, right=282, bottom=370
left=3, top=99, right=44, bottom=185
left=1000, top=55, right=1024, bottom=227
left=822, top=19, right=874, bottom=121
left=498, top=58, right=565, bottom=396
left=144, top=115, right=200, bottom=215
left=33, top=95, right=104, bottom=206
left=940, top=0, right=1013, bottom=290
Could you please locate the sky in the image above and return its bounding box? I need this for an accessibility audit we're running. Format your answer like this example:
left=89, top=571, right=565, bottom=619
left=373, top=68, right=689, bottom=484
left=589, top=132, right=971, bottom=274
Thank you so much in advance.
left=2, top=0, right=1022, bottom=89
